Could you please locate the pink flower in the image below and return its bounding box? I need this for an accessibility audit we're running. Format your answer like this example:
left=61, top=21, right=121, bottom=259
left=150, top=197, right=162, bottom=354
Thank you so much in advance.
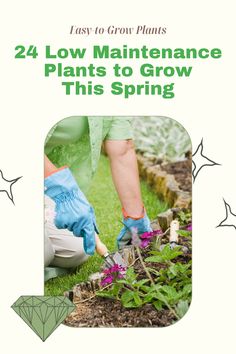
left=140, top=229, right=162, bottom=239
left=103, top=267, right=112, bottom=275
left=140, top=239, right=150, bottom=248
left=101, top=263, right=127, bottom=286
left=140, top=231, right=151, bottom=239
left=103, top=264, right=126, bottom=275
left=101, top=275, right=114, bottom=286
left=139, top=229, right=162, bottom=248
left=186, top=224, right=192, bottom=231
left=110, top=264, right=124, bottom=272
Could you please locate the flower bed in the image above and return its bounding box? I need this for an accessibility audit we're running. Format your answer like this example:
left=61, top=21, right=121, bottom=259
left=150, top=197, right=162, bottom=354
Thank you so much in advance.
left=64, top=210, right=192, bottom=327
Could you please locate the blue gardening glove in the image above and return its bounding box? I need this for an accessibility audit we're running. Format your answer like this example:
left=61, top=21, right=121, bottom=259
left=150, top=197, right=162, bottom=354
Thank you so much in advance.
left=44, top=167, right=98, bottom=255
left=117, top=209, right=152, bottom=249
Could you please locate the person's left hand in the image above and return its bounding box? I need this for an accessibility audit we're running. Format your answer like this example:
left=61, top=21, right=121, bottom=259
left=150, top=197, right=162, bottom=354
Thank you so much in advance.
left=117, top=212, right=152, bottom=249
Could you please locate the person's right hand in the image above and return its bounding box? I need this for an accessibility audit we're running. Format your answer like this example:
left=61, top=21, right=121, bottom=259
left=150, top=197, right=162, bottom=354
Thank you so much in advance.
left=44, top=167, right=99, bottom=255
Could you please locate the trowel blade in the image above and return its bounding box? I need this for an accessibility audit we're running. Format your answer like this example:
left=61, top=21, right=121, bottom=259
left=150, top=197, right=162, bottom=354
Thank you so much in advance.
left=111, top=251, right=127, bottom=267
left=104, top=251, right=127, bottom=268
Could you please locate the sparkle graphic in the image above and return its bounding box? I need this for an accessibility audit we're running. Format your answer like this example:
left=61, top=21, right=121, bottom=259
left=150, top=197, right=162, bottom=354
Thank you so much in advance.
left=192, top=139, right=220, bottom=182
left=217, top=199, right=236, bottom=230
left=0, top=169, right=22, bottom=204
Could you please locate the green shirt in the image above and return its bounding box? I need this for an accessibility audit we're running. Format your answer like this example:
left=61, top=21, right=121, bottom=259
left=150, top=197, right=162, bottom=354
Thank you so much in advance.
left=45, top=117, right=133, bottom=193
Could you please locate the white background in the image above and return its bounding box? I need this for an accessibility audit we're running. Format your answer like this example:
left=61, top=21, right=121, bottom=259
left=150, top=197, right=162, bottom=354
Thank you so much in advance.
left=1, top=0, right=236, bottom=353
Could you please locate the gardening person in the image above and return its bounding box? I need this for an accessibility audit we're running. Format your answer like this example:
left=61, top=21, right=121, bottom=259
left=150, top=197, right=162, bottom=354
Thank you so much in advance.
left=44, top=117, right=152, bottom=278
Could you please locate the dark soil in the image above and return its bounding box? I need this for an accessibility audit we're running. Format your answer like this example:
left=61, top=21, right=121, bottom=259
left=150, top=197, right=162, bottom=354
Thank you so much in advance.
left=161, top=159, right=192, bottom=193
left=64, top=298, right=175, bottom=327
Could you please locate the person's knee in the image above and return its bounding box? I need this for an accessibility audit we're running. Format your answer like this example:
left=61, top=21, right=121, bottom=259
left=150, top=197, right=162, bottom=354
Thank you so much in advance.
left=48, top=236, right=90, bottom=268
left=51, top=250, right=89, bottom=268
left=69, top=248, right=90, bottom=267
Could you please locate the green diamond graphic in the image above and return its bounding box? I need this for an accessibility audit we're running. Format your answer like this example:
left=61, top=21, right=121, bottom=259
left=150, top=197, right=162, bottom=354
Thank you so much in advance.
left=11, top=296, right=75, bottom=341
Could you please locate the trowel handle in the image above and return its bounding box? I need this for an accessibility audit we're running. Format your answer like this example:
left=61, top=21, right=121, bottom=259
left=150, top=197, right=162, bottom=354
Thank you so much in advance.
left=170, top=220, right=180, bottom=243
left=95, top=233, right=109, bottom=257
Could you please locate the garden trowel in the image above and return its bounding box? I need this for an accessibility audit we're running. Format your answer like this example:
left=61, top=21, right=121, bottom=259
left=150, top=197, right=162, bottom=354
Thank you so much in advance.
left=95, top=233, right=127, bottom=268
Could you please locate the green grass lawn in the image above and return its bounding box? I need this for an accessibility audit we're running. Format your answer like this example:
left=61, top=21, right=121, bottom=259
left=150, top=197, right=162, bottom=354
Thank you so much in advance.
left=44, top=155, right=168, bottom=295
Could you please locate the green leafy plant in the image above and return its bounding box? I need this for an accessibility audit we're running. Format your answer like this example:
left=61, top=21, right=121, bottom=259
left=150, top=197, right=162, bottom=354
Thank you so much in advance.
left=177, top=210, right=192, bottom=225
left=145, top=244, right=183, bottom=264
left=175, top=300, right=189, bottom=318
left=132, top=116, right=191, bottom=162
left=176, top=229, right=192, bottom=238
